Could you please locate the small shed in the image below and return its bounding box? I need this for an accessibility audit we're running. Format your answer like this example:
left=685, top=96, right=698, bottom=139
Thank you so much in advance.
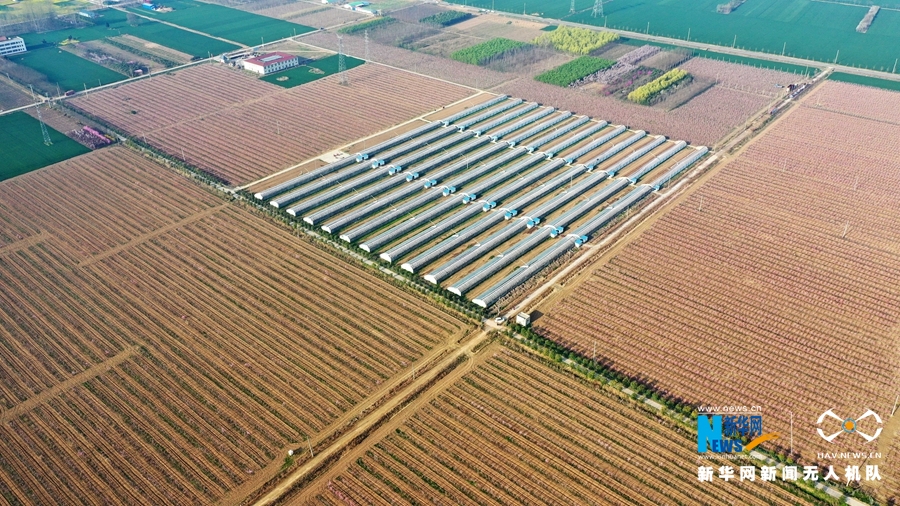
left=515, top=312, right=531, bottom=327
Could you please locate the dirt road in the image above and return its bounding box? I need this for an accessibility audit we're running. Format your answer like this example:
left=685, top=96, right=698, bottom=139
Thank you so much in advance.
left=249, top=328, right=493, bottom=506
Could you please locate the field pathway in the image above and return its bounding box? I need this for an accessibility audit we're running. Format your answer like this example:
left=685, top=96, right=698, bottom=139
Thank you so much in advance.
left=78, top=203, right=229, bottom=268
left=248, top=329, right=493, bottom=506
left=0, top=231, right=49, bottom=258
left=0, top=344, right=141, bottom=424
left=217, top=321, right=473, bottom=505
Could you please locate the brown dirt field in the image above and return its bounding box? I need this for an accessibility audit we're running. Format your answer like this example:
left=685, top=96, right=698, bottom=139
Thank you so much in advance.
left=451, top=12, right=549, bottom=42
left=499, top=76, right=775, bottom=146
left=69, top=63, right=473, bottom=185
left=388, top=3, right=447, bottom=22
left=535, top=88, right=900, bottom=503
left=0, top=146, right=469, bottom=505
left=302, top=30, right=511, bottom=89
left=288, top=6, right=366, bottom=28
left=0, top=78, right=31, bottom=110
left=108, top=34, right=194, bottom=64
left=77, top=39, right=168, bottom=74
left=295, top=345, right=809, bottom=505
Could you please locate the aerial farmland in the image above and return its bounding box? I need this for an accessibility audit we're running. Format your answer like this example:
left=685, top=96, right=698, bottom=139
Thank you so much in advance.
left=0, top=0, right=898, bottom=504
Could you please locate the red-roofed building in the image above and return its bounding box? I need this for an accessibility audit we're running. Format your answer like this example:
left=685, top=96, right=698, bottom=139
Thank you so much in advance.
left=242, top=52, right=300, bottom=75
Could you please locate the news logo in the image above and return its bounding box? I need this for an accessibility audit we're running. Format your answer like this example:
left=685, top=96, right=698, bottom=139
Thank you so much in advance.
left=698, top=413, right=779, bottom=453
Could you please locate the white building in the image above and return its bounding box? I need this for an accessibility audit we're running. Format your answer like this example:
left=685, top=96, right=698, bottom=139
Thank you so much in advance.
left=242, top=52, right=300, bottom=75
left=0, top=36, right=26, bottom=57
left=516, top=312, right=531, bottom=327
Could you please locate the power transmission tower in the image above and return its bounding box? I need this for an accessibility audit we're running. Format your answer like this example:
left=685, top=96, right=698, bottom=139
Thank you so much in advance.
left=337, top=34, right=348, bottom=85
left=569, top=0, right=575, bottom=14
left=592, top=0, right=603, bottom=17
left=29, top=86, right=52, bottom=146
left=35, top=104, right=52, bottom=146
left=364, top=29, right=370, bottom=61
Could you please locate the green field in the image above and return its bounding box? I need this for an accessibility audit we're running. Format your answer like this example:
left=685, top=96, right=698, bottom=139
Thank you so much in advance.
left=125, top=17, right=239, bottom=56
left=131, top=0, right=314, bottom=46
left=829, top=71, right=900, bottom=92
left=260, top=55, right=365, bottom=88
left=451, top=38, right=529, bottom=65
left=446, top=0, right=900, bottom=72
left=18, top=9, right=238, bottom=57
left=9, top=47, right=126, bottom=91
left=535, top=55, right=614, bottom=86
left=0, top=111, right=90, bottom=182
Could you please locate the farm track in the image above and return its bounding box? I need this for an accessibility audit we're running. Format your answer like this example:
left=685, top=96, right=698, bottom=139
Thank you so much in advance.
left=0, top=230, right=49, bottom=257
left=301, top=345, right=804, bottom=505
left=0, top=146, right=468, bottom=504
left=78, top=203, right=229, bottom=268
left=0, top=345, right=140, bottom=425
left=253, top=333, right=496, bottom=505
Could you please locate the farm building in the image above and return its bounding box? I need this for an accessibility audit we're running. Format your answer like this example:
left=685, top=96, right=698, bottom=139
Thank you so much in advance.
left=344, top=1, right=370, bottom=10
left=0, top=36, right=26, bottom=57
left=242, top=52, right=300, bottom=75
left=516, top=312, right=531, bottom=326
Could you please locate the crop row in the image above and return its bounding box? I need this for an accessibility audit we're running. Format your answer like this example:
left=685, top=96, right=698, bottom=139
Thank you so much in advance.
left=338, top=16, right=397, bottom=34
left=318, top=348, right=802, bottom=505
left=0, top=147, right=467, bottom=503
left=536, top=104, right=900, bottom=480
left=73, top=64, right=472, bottom=184
left=499, top=77, right=770, bottom=146
left=419, top=10, right=472, bottom=27
left=0, top=242, right=132, bottom=406
left=0, top=148, right=219, bottom=259
left=806, top=80, right=900, bottom=125
left=303, top=30, right=510, bottom=89
left=627, top=68, right=690, bottom=104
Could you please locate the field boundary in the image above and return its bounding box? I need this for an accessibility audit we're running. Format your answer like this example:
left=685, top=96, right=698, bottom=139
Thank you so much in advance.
left=78, top=203, right=229, bottom=267
left=248, top=331, right=495, bottom=505
left=527, top=66, right=829, bottom=318
left=218, top=321, right=473, bottom=505
left=0, top=345, right=140, bottom=424
left=0, top=231, right=49, bottom=258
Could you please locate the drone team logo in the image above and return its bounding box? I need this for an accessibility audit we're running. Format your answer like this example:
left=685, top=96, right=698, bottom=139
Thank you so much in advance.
left=816, top=409, right=882, bottom=443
